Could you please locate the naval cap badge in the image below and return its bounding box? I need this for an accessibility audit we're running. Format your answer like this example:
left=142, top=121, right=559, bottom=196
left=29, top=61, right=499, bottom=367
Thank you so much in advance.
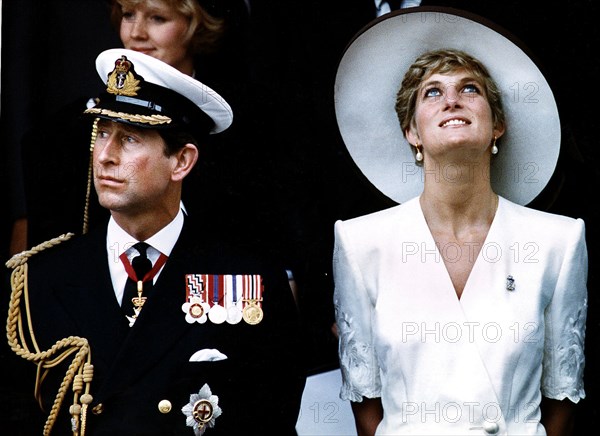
left=182, top=383, right=222, bottom=435
left=106, top=54, right=141, bottom=96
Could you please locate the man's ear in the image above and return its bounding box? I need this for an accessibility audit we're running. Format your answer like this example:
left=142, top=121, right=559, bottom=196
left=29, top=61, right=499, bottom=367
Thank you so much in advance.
left=171, top=144, right=198, bottom=182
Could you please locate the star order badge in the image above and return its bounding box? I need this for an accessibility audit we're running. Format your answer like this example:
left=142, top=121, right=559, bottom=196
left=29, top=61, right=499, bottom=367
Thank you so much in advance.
left=182, top=384, right=222, bottom=436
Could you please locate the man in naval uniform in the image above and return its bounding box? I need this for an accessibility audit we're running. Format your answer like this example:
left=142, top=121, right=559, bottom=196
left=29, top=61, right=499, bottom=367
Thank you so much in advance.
left=4, top=48, right=306, bottom=435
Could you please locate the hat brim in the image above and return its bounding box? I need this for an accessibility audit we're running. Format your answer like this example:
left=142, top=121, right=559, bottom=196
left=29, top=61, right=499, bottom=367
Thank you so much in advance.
left=334, top=7, right=560, bottom=206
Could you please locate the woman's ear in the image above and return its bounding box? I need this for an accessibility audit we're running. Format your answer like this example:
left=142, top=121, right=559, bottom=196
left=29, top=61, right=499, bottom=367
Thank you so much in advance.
left=171, top=144, right=199, bottom=182
left=405, top=125, right=419, bottom=146
left=493, top=122, right=506, bottom=140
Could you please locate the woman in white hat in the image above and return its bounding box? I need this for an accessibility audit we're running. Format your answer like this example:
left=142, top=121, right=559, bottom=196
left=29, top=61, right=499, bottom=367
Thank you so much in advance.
left=333, top=7, right=587, bottom=436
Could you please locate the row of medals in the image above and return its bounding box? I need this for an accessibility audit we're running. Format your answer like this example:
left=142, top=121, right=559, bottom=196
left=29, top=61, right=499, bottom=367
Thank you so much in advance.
left=187, top=296, right=263, bottom=325
left=132, top=290, right=263, bottom=326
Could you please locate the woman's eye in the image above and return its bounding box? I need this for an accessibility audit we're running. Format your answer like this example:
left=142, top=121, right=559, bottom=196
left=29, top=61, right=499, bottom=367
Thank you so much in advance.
left=121, top=11, right=135, bottom=21
left=150, top=15, right=167, bottom=23
left=424, top=87, right=442, bottom=98
left=463, top=84, right=480, bottom=94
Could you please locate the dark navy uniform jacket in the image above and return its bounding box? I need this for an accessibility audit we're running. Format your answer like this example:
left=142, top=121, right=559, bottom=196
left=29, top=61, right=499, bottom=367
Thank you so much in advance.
left=12, top=217, right=307, bottom=435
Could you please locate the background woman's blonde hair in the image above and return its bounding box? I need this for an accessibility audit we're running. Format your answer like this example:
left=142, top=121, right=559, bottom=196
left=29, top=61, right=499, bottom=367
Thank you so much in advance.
left=111, top=0, right=225, bottom=54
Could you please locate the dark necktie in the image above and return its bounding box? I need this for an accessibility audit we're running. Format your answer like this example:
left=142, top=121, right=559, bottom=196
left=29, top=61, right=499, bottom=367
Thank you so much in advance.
left=122, top=242, right=153, bottom=317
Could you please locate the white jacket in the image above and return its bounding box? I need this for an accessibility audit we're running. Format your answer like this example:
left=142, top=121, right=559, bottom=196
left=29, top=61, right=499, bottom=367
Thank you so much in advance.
left=334, top=196, right=587, bottom=435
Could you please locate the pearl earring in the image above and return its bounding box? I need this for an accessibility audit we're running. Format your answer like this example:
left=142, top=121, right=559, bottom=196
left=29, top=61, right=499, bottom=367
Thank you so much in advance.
left=491, top=136, right=498, bottom=155
left=415, top=142, right=423, bottom=162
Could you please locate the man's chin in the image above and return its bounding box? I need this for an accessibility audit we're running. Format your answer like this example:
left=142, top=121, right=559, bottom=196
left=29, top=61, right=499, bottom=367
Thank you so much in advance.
left=97, top=196, right=124, bottom=212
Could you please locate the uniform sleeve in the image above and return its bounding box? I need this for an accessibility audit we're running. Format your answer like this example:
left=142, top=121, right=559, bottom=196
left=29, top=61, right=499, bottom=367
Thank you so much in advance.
left=333, top=220, right=381, bottom=402
left=541, top=218, right=588, bottom=403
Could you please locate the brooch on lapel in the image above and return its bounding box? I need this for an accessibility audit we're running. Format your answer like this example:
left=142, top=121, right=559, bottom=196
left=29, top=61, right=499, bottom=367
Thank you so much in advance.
left=182, top=383, right=222, bottom=435
left=506, top=275, right=516, bottom=291
left=182, top=274, right=264, bottom=325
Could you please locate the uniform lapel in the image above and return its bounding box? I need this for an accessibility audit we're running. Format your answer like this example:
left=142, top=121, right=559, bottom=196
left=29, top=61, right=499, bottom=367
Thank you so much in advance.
left=95, top=221, right=210, bottom=400
left=52, top=228, right=129, bottom=371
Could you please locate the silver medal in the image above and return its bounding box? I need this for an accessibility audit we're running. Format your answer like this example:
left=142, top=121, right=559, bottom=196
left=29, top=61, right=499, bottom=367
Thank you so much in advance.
left=226, top=305, right=243, bottom=324
left=208, top=304, right=227, bottom=324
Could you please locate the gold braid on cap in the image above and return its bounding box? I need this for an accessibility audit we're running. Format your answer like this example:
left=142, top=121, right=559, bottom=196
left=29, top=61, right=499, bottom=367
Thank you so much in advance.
left=83, top=108, right=171, bottom=125
left=5, top=234, right=94, bottom=436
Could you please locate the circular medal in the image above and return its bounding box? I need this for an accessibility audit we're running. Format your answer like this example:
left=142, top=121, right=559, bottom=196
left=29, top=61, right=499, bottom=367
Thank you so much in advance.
left=226, top=306, right=243, bottom=325
left=242, top=303, right=263, bottom=325
left=208, top=304, right=227, bottom=324
left=189, top=303, right=205, bottom=319
left=192, top=399, right=214, bottom=423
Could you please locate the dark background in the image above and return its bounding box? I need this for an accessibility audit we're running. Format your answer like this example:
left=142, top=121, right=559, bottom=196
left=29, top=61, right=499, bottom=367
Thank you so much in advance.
left=1, top=0, right=598, bottom=433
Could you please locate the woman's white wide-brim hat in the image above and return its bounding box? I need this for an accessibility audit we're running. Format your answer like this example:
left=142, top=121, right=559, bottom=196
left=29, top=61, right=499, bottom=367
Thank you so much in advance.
left=334, top=7, right=560, bottom=205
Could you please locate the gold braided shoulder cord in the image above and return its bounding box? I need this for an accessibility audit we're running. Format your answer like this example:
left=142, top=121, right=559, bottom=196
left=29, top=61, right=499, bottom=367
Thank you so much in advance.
left=82, top=118, right=98, bottom=236
left=6, top=233, right=94, bottom=436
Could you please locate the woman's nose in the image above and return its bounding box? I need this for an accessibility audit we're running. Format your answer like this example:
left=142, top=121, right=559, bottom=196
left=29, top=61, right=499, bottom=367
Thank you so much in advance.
left=130, top=18, right=147, bottom=39
left=444, top=85, right=460, bottom=105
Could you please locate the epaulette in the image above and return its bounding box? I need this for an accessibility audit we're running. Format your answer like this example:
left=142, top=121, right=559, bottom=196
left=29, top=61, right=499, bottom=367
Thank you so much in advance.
left=5, top=233, right=94, bottom=435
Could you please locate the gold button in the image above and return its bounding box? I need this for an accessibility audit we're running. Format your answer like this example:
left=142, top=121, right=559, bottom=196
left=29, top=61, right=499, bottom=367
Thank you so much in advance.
left=158, top=399, right=172, bottom=414
left=92, top=403, right=104, bottom=415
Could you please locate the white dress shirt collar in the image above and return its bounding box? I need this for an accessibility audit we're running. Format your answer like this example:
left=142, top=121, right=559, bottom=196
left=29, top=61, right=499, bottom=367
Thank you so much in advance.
left=106, top=209, right=185, bottom=303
